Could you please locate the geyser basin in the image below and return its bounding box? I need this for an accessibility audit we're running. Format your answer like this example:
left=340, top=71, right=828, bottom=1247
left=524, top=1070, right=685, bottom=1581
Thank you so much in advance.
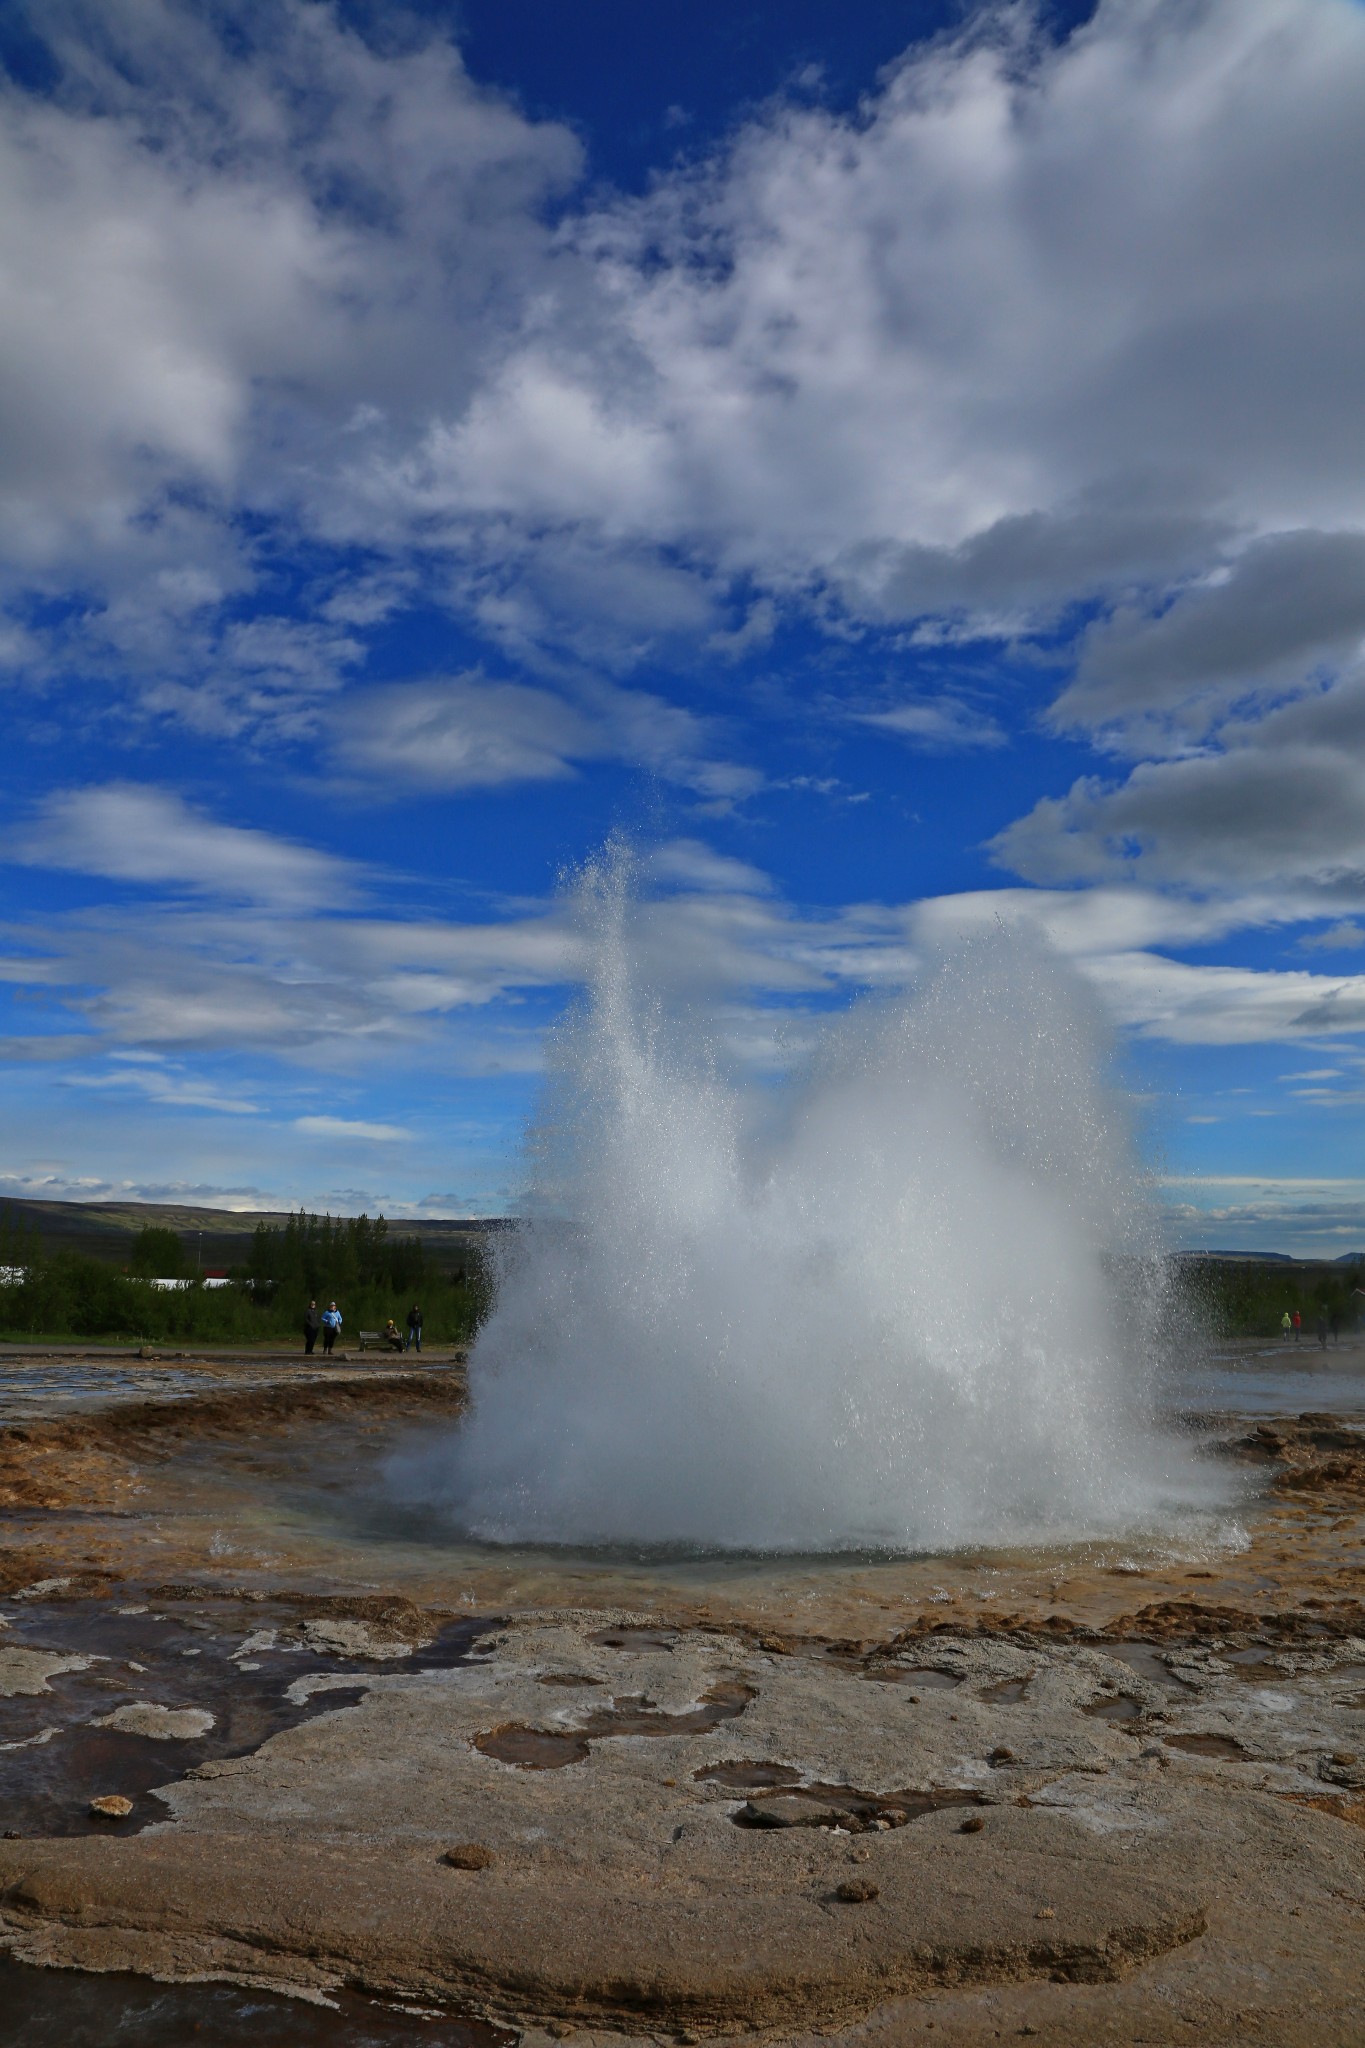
left=391, top=853, right=1225, bottom=1551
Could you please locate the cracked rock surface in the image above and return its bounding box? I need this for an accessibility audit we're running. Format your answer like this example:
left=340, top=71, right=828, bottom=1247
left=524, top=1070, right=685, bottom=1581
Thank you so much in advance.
left=2, top=1614, right=1364, bottom=2039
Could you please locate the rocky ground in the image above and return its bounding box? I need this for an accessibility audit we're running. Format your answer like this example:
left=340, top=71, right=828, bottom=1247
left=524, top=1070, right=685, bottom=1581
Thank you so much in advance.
left=0, top=1351, right=1363, bottom=2045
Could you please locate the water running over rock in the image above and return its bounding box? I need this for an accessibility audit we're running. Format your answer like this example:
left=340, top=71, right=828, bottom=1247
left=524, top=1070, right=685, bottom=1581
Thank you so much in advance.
left=393, top=849, right=1225, bottom=1551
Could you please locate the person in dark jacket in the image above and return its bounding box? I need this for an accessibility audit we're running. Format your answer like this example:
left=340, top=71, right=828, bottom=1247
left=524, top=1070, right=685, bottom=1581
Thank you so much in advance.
left=303, top=1300, right=321, bottom=1354
left=405, top=1304, right=423, bottom=1353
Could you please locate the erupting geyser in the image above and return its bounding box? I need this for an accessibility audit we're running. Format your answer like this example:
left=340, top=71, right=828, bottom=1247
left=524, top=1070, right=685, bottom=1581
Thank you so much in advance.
left=394, top=850, right=1217, bottom=1552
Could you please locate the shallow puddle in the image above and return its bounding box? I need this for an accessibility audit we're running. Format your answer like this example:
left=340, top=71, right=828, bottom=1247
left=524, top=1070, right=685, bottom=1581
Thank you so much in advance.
left=473, top=1677, right=755, bottom=1769
left=1165, top=1732, right=1248, bottom=1759
left=0, top=1953, right=512, bottom=2048
left=588, top=1627, right=677, bottom=1651
left=980, top=1676, right=1031, bottom=1703
left=473, top=1723, right=588, bottom=1768
left=860, top=1666, right=962, bottom=1690
left=1101, top=1643, right=1194, bottom=1689
left=733, top=1783, right=986, bottom=1831
left=695, top=1759, right=803, bottom=1789
left=0, top=1595, right=486, bottom=1838
left=1083, top=1694, right=1144, bottom=1722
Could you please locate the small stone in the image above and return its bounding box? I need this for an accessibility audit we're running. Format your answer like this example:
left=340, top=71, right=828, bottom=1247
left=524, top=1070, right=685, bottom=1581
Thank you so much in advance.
left=546, top=2024, right=573, bottom=2039
left=960, top=1814, right=986, bottom=1833
left=989, top=1747, right=1015, bottom=1764
left=835, top=1879, right=879, bottom=1903
left=1035, top=1906, right=1055, bottom=1920
left=89, top=1795, right=134, bottom=1819
left=443, top=1842, right=494, bottom=1870
left=3, top=1829, right=20, bottom=1839
left=1330, top=1752, right=1357, bottom=1766
left=849, top=1846, right=871, bottom=1863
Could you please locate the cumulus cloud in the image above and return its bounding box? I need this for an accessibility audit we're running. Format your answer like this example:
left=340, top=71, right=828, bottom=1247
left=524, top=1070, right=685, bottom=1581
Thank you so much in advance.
left=992, top=661, right=1365, bottom=909
left=392, top=0, right=1365, bottom=621
left=0, top=0, right=580, bottom=574
left=4, top=0, right=1365, bottom=744
left=335, top=678, right=599, bottom=790
left=8, top=784, right=358, bottom=909
left=1050, top=529, right=1365, bottom=753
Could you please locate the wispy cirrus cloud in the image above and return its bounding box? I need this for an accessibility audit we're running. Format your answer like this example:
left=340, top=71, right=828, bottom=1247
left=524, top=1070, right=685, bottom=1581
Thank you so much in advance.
left=8, top=784, right=361, bottom=909
left=294, top=1116, right=411, bottom=1143
left=852, top=697, right=1005, bottom=752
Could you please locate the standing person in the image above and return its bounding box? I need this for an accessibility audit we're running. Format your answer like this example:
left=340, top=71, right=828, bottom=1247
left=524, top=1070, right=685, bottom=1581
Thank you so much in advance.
left=303, top=1300, right=321, bottom=1354
left=321, top=1301, right=342, bottom=1354
left=405, top=1303, right=423, bottom=1353
left=1292, top=1308, right=1302, bottom=1343
left=1316, top=1308, right=1329, bottom=1351
left=1330, top=1306, right=1341, bottom=1345
left=1281, top=1310, right=1293, bottom=1341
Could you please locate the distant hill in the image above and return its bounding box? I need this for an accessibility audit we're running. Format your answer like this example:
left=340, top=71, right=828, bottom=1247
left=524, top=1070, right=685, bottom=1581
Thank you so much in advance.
left=0, top=1197, right=507, bottom=1271
left=1175, top=1249, right=1365, bottom=1266
left=1174, top=1248, right=1295, bottom=1264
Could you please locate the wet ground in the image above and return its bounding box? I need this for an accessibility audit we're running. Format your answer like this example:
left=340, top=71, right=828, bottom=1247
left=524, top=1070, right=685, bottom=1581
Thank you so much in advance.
left=1, top=1340, right=1363, bottom=2044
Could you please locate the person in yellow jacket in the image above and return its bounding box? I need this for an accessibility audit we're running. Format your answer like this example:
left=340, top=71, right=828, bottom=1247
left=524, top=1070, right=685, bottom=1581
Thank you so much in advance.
left=1280, top=1310, right=1292, bottom=1341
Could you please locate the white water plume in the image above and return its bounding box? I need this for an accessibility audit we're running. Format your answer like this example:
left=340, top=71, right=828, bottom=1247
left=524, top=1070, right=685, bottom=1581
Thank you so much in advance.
left=396, top=851, right=1221, bottom=1552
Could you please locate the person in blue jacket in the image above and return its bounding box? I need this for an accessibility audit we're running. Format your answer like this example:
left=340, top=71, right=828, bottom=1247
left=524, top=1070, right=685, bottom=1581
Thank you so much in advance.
left=321, top=1301, right=343, bottom=1354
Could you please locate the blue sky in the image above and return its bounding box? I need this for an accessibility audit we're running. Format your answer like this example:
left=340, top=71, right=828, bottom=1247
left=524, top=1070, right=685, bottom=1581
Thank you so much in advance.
left=2, top=0, right=1365, bottom=1251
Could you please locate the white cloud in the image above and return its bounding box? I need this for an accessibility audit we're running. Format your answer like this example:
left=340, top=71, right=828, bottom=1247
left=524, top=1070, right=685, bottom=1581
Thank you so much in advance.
left=910, top=884, right=1365, bottom=1045
left=646, top=839, right=774, bottom=895
left=389, top=0, right=1365, bottom=622
left=1083, top=952, right=1365, bottom=1046
left=2, top=0, right=1363, bottom=757
left=1161, top=1175, right=1365, bottom=1256
left=1299, top=920, right=1365, bottom=953
left=853, top=698, right=1005, bottom=751
left=335, top=678, right=597, bottom=789
left=1050, top=529, right=1365, bottom=754
left=9, top=784, right=358, bottom=910
left=69, top=1062, right=259, bottom=1115
left=992, top=660, right=1365, bottom=909
left=0, top=0, right=581, bottom=582
left=294, top=1115, right=411, bottom=1142
left=332, top=674, right=756, bottom=800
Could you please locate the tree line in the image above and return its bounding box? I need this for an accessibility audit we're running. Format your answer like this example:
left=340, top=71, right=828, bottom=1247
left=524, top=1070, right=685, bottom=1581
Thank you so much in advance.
left=1179, top=1255, right=1364, bottom=1338
left=0, top=1206, right=491, bottom=1345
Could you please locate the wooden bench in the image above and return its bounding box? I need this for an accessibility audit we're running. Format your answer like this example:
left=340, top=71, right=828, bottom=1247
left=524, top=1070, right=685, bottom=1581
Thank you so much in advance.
left=357, top=1329, right=402, bottom=1353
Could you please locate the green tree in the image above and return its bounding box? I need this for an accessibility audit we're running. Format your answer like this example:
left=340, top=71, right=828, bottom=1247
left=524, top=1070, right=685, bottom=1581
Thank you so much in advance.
left=128, top=1225, right=190, bottom=1278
